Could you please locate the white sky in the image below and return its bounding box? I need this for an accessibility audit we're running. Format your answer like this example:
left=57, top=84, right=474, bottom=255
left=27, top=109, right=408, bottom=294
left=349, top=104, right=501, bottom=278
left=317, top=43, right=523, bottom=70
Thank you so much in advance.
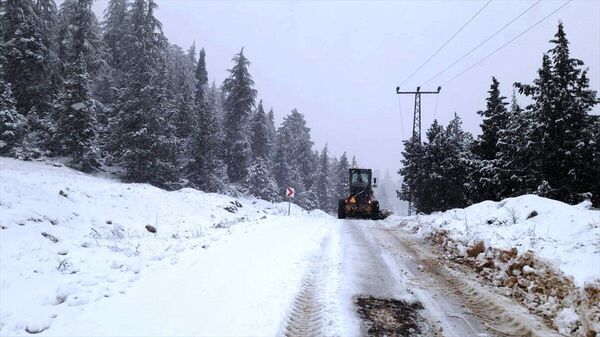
left=87, top=0, right=600, bottom=175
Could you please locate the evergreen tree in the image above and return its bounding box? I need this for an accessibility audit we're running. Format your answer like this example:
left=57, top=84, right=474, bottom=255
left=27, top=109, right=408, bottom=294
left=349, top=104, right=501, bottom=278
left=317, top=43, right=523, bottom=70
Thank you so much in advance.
left=351, top=155, right=358, bottom=167
left=471, top=76, right=509, bottom=202
left=399, top=116, right=472, bottom=213
left=250, top=100, right=270, bottom=160
left=2, top=0, right=55, bottom=119
left=222, top=48, right=256, bottom=182
left=111, top=0, right=179, bottom=187
left=188, top=48, right=227, bottom=192
left=266, top=107, right=276, bottom=159
left=515, top=22, right=598, bottom=204
left=195, top=48, right=208, bottom=103
left=56, top=53, right=99, bottom=171
left=0, top=83, right=27, bottom=156
left=246, top=157, right=278, bottom=201
left=315, top=144, right=332, bottom=211
left=99, top=0, right=129, bottom=105
left=495, top=91, right=539, bottom=198
left=334, top=152, right=350, bottom=201
left=57, top=0, right=104, bottom=77
left=272, top=109, right=316, bottom=207
left=102, top=0, right=128, bottom=72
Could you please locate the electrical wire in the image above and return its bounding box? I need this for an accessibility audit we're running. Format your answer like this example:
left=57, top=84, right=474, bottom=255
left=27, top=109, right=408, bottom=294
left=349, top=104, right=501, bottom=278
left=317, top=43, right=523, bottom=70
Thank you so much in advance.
left=399, top=0, right=493, bottom=86
left=442, top=0, right=573, bottom=86
left=421, top=0, right=541, bottom=86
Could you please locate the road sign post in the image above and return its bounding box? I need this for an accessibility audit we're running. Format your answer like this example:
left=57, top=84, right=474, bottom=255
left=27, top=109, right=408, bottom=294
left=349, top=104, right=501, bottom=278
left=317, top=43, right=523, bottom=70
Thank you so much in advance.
left=286, top=187, right=295, bottom=216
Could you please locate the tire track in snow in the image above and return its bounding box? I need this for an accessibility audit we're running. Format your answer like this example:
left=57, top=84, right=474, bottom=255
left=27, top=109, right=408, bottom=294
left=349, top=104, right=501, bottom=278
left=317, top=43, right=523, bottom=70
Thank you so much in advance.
left=280, top=236, right=331, bottom=337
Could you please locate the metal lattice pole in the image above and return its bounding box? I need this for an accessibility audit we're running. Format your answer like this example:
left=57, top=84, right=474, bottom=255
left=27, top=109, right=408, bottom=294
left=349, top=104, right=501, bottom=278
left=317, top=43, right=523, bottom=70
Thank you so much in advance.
left=396, top=86, right=441, bottom=215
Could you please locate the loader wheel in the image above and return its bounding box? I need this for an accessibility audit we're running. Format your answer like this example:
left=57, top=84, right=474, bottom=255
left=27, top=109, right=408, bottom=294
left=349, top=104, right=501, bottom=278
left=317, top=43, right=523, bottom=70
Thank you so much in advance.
left=338, top=199, right=346, bottom=219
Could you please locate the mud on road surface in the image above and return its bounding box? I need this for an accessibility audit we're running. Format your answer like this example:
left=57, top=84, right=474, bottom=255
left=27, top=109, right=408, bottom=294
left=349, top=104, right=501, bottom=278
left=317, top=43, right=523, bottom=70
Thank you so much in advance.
left=355, top=296, right=426, bottom=337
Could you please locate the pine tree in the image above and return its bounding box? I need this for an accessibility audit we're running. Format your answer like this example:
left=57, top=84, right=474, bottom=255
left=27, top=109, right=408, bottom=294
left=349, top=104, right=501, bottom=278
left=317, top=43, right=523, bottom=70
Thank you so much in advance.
left=471, top=77, right=509, bottom=202
left=57, top=0, right=104, bottom=78
left=222, top=48, right=256, bottom=182
left=315, top=144, right=332, bottom=211
left=56, top=53, right=99, bottom=171
left=195, top=48, right=208, bottom=103
left=188, top=48, right=227, bottom=192
left=266, top=107, right=276, bottom=159
left=0, top=83, right=27, bottom=156
left=246, top=157, right=278, bottom=201
left=351, top=155, right=358, bottom=168
left=515, top=22, right=598, bottom=204
left=111, top=0, right=179, bottom=187
left=399, top=137, right=425, bottom=212
left=250, top=100, right=270, bottom=160
left=99, top=0, right=129, bottom=105
left=334, top=152, right=350, bottom=201
left=495, top=91, right=538, bottom=198
left=3, top=0, right=55, bottom=119
left=102, top=0, right=128, bottom=72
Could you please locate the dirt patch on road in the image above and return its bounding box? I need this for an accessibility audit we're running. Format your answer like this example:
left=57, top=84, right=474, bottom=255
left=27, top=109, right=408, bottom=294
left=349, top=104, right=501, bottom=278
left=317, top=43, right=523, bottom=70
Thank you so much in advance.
left=355, top=295, right=425, bottom=337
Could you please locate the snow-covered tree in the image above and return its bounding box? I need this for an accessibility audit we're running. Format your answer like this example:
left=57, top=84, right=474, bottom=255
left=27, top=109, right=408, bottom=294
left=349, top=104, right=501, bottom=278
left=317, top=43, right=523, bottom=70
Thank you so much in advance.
left=266, top=107, right=276, bottom=159
left=333, top=152, right=350, bottom=200
left=0, top=83, right=27, bottom=156
left=57, top=0, right=104, bottom=78
left=471, top=77, right=509, bottom=202
left=111, top=0, right=179, bottom=187
left=272, top=109, right=317, bottom=208
left=188, top=48, right=227, bottom=192
left=495, top=91, right=538, bottom=198
left=315, top=144, right=332, bottom=211
left=222, top=48, right=256, bottom=182
left=2, top=0, right=55, bottom=119
left=246, top=157, right=278, bottom=201
left=56, top=53, right=99, bottom=171
left=399, top=115, right=472, bottom=213
left=515, top=22, right=598, bottom=204
left=250, top=100, right=270, bottom=161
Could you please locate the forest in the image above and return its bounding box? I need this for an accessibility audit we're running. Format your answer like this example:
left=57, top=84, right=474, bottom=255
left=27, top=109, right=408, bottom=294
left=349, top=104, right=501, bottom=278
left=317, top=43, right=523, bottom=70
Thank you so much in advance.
left=0, top=0, right=355, bottom=212
left=399, top=22, right=600, bottom=212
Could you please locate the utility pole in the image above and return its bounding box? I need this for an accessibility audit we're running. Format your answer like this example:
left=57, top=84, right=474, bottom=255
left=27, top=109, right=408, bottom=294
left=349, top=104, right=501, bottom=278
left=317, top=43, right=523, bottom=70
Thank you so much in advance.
left=396, top=86, right=441, bottom=214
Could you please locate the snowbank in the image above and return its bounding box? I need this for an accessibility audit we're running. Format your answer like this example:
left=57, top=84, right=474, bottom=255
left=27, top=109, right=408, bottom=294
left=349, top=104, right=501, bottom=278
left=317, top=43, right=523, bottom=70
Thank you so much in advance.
left=0, top=157, right=334, bottom=336
left=389, top=195, right=599, bottom=286
left=385, top=195, right=600, bottom=336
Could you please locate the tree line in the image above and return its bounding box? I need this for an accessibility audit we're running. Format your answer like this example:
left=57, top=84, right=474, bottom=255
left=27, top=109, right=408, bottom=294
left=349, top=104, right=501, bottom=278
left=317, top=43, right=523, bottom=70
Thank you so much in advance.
left=399, top=23, right=600, bottom=212
left=0, top=0, right=356, bottom=211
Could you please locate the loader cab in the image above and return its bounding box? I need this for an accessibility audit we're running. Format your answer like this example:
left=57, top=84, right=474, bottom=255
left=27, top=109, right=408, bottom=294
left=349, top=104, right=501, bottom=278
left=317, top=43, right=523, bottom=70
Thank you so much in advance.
left=349, top=168, right=374, bottom=191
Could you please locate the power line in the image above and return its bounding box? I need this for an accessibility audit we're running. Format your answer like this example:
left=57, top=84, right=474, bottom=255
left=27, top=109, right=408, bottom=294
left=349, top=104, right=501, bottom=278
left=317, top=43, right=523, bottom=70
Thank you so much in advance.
left=399, top=0, right=493, bottom=87
left=442, top=0, right=573, bottom=86
left=422, top=0, right=541, bottom=86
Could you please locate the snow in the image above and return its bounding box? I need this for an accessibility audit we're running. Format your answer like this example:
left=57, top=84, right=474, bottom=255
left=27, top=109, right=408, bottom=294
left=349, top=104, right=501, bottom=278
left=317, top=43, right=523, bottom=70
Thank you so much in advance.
left=386, top=194, right=600, bottom=286
left=0, top=157, right=335, bottom=336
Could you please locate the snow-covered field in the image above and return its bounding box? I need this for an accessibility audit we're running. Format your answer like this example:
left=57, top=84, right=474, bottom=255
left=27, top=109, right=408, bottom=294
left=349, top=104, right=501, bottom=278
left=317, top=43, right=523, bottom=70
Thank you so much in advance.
left=0, top=158, right=335, bottom=336
left=385, top=195, right=600, bottom=335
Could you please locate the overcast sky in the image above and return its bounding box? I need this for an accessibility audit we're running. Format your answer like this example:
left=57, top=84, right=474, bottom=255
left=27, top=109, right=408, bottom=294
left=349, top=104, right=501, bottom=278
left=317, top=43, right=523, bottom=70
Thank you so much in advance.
left=87, top=0, right=600, bottom=176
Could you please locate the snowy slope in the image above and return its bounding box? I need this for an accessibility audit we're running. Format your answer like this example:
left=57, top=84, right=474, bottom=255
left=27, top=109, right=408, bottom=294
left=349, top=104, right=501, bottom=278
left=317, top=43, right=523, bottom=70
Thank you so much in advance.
left=387, top=195, right=600, bottom=286
left=0, top=158, right=334, bottom=336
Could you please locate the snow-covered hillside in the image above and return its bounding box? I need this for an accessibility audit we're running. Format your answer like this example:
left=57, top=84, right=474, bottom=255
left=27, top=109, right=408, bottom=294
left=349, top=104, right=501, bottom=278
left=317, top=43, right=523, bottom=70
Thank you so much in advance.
left=0, top=158, right=334, bottom=336
left=386, top=196, right=600, bottom=335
